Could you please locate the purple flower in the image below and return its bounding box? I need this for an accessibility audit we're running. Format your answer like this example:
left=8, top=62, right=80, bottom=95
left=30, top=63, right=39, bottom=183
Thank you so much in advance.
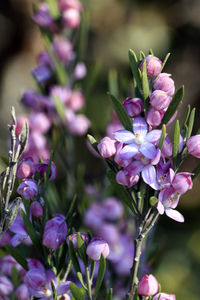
left=32, top=64, right=52, bottom=83
left=114, top=142, right=132, bottom=167
left=30, top=201, right=43, bottom=218
left=29, top=112, right=51, bottom=134
left=84, top=203, right=104, bottom=230
left=17, top=179, right=38, bottom=200
left=67, top=232, right=89, bottom=250
left=36, top=161, right=57, bottom=181
left=0, top=275, right=13, bottom=296
left=9, top=215, right=32, bottom=247
left=146, top=107, right=164, bottom=127
left=153, top=73, right=175, bottom=96
left=113, top=117, right=161, bottom=161
left=97, top=137, right=116, bottom=158
left=139, top=55, right=162, bottom=78
left=86, top=237, right=110, bottom=261
left=153, top=293, right=176, bottom=300
left=150, top=90, right=171, bottom=110
left=138, top=274, right=159, bottom=297
left=43, top=214, right=67, bottom=250
left=98, top=224, right=120, bottom=246
left=123, top=97, right=144, bottom=118
left=186, top=135, right=200, bottom=158
left=53, top=38, right=73, bottom=62
left=17, top=157, right=36, bottom=179
left=32, top=3, right=54, bottom=28
left=101, top=197, right=123, bottom=221
left=15, top=284, right=30, bottom=300
left=116, top=169, right=139, bottom=188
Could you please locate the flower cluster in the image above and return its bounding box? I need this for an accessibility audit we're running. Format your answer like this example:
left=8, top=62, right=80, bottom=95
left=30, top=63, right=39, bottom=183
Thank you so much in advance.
left=97, top=53, right=199, bottom=223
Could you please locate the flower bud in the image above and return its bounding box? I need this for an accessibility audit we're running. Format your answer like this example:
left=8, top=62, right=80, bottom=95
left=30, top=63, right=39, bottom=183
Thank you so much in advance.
left=139, top=55, right=162, bottom=78
left=53, top=38, right=73, bottom=62
left=30, top=201, right=43, bottom=218
left=138, top=274, right=159, bottom=296
left=153, top=73, right=175, bottom=96
left=21, top=90, right=40, bottom=110
left=17, top=180, right=38, bottom=200
left=17, top=158, right=36, bottom=179
left=161, top=137, right=172, bottom=158
left=67, top=232, right=89, bottom=250
left=172, top=172, right=193, bottom=194
left=74, top=63, right=87, bottom=79
left=62, top=8, right=81, bottom=28
left=146, top=107, right=163, bottom=127
left=116, top=169, right=139, bottom=187
left=32, top=3, right=53, bottom=28
left=29, top=112, right=51, bottom=134
left=59, top=0, right=83, bottom=11
left=36, top=161, right=57, bottom=181
left=153, top=293, right=176, bottom=300
left=0, top=275, right=13, bottom=296
left=150, top=90, right=171, bottom=110
left=43, top=214, right=67, bottom=250
left=31, top=64, right=52, bottom=83
left=98, top=224, right=120, bottom=245
left=69, top=90, right=85, bottom=111
left=102, top=197, right=123, bottom=221
left=186, top=135, right=200, bottom=158
left=86, top=237, right=109, bottom=261
left=15, top=284, right=29, bottom=300
left=98, top=137, right=116, bottom=158
left=16, top=116, right=29, bottom=136
left=123, top=97, right=144, bottom=118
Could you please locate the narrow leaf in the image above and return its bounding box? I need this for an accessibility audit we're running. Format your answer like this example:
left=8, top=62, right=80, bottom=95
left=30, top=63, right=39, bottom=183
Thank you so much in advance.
left=106, top=288, right=113, bottom=300
left=52, top=96, right=65, bottom=121
left=183, top=104, right=191, bottom=126
left=186, top=108, right=196, bottom=139
left=77, top=233, right=88, bottom=265
left=161, top=86, right=184, bottom=126
left=87, top=134, right=98, bottom=153
left=70, top=282, right=85, bottom=300
left=173, top=120, right=180, bottom=158
left=108, top=93, right=132, bottom=131
left=51, top=281, right=58, bottom=300
left=94, top=254, right=106, bottom=298
left=108, top=69, right=118, bottom=97
left=128, top=49, right=142, bottom=90
left=139, top=50, right=146, bottom=60
left=158, top=124, right=166, bottom=150
left=162, top=53, right=171, bottom=70
left=149, top=49, right=154, bottom=55
left=141, top=59, right=149, bottom=106
left=5, top=244, right=28, bottom=270
left=150, top=196, right=158, bottom=206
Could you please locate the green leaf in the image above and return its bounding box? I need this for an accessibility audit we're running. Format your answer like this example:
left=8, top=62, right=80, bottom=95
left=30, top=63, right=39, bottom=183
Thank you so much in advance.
left=186, top=108, right=196, bottom=139
left=128, top=49, right=142, bottom=90
left=108, top=93, right=132, bottom=132
left=70, top=282, right=85, bottom=300
left=158, top=124, right=166, bottom=150
left=141, top=59, right=150, bottom=108
left=66, top=195, right=77, bottom=224
left=108, top=69, right=118, bottom=98
left=106, top=170, right=137, bottom=214
left=94, top=254, right=106, bottom=299
left=161, top=86, right=184, bottom=126
left=51, top=281, right=58, bottom=300
left=57, top=242, right=68, bottom=275
left=106, top=288, right=113, bottom=300
left=52, top=96, right=65, bottom=121
left=150, top=196, right=158, bottom=206
left=149, top=49, right=154, bottom=55
left=183, top=104, right=191, bottom=127
left=46, top=0, right=60, bottom=18
left=4, top=244, right=28, bottom=270
left=68, top=238, right=86, bottom=288
left=139, top=50, right=146, bottom=60
left=11, top=266, right=19, bottom=287
left=173, top=120, right=180, bottom=158
left=87, top=134, right=98, bottom=153
left=21, top=211, right=43, bottom=256
left=162, top=53, right=171, bottom=70
left=77, top=232, right=88, bottom=265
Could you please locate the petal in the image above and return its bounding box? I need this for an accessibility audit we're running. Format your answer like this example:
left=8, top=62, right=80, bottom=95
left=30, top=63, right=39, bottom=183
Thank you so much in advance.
left=133, top=117, right=147, bottom=137
left=145, top=130, right=162, bottom=143
left=126, top=160, right=144, bottom=176
left=169, top=168, right=175, bottom=183
left=142, top=165, right=159, bottom=190
left=151, top=148, right=161, bottom=165
left=157, top=201, right=165, bottom=215
left=56, top=282, right=70, bottom=295
left=119, top=144, right=139, bottom=159
left=140, top=142, right=157, bottom=159
left=113, top=130, right=135, bottom=144
left=10, top=234, right=27, bottom=247
left=165, top=209, right=184, bottom=222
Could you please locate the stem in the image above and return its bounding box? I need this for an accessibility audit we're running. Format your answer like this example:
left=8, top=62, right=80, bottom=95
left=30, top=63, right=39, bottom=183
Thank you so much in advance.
left=86, top=266, right=92, bottom=300
left=63, top=260, right=72, bottom=281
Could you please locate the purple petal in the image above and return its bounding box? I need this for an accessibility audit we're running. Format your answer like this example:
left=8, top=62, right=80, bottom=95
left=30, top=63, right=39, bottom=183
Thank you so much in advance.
left=126, top=160, right=144, bottom=176
left=132, top=117, right=147, bottom=136
left=10, top=234, right=28, bottom=247
left=165, top=209, right=184, bottom=222
left=157, top=201, right=165, bottom=215
left=119, top=144, right=139, bottom=159
left=142, top=165, right=159, bottom=190
left=145, top=130, right=162, bottom=143
left=140, top=142, right=157, bottom=159
left=56, top=282, right=70, bottom=295
left=169, top=168, right=175, bottom=183
left=151, top=148, right=161, bottom=165
left=113, top=130, right=135, bottom=144
left=9, top=216, right=26, bottom=235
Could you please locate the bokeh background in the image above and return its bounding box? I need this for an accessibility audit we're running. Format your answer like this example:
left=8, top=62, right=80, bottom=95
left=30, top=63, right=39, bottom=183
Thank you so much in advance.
left=0, top=0, right=200, bottom=299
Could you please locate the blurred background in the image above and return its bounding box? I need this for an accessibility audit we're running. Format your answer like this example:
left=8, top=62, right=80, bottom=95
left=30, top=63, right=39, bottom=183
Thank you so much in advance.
left=0, top=0, right=200, bottom=299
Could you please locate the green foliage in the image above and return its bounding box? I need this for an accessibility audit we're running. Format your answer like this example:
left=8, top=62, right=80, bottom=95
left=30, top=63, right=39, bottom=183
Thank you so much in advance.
left=94, top=254, right=106, bottom=299
left=173, top=120, right=180, bottom=158
left=70, top=282, right=85, bottom=300
left=4, top=244, right=28, bottom=270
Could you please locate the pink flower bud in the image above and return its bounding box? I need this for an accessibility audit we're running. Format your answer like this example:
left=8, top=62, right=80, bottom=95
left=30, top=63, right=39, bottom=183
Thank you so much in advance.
left=150, top=90, right=171, bottom=110
left=153, top=293, right=176, bottom=300
left=153, top=73, right=175, bottom=96
left=186, top=135, right=200, bottom=158
left=53, top=38, right=73, bottom=62
left=50, top=85, right=72, bottom=105
left=30, top=201, right=43, bottom=218
left=140, top=55, right=162, bottom=78
left=62, top=8, right=81, bottom=28
left=16, top=116, right=29, bottom=136
left=146, top=107, right=163, bottom=127
left=69, top=90, right=85, bottom=111
left=86, top=237, right=110, bottom=261
left=97, top=137, right=116, bottom=158
left=74, top=63, right=87, bottom=79
left=172, top=172, right=193, bottom=194
left=17, top=180, right=38, bottom=200
left=102, top=197, right=123, bottom=221
left=43, top=214, right=67, bottom=250
left=59, top=0, right=83, bottom=11
left=123, top=97, right=144, bottom=118
left=138, top=274, right=159, bottom=296
left=15, top=284, right=29, bottom=300
left=67, top=232, right=89, bottom=250
left=116, top=170, right=139, bottom=187
left=29, top=112, right=51, bottom=133
left=17, top=158, right=36, bottom=179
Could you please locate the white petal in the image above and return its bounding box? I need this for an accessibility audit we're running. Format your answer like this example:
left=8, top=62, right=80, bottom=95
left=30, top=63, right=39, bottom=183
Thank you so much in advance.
left=145, top=130, right=162, bottom=143
left=133, top=117, right=147, bottom=137
left=165, top=209, right=184, bottom=222
left=142, top=165, right=159, bottom=190
left=157, top=201, right=165, bottom=215
left=113, top=130, right=135, bottom=144
left=119, top=144, right=139, bottom=159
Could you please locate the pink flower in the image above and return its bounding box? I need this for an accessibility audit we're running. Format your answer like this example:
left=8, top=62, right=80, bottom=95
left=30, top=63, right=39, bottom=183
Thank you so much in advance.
left=153, top=293, right=176, bottom=300
left=59, top=0, right=83, bottom=11
left=150, top=90, right=171, bottom=110
left=116, top=169, right=139, bottom=188
left=138, top=274, right=159, bottom=296
left=172, top=172, right=193, bottom=194
left=16, top=116, right=29, bottom=136
left=53, top=38, right=73, bottom=62
left=146, top=107, right=164, bottom=127
left=86, top=237, right=110, bottom=261
left=0, top=275, right=13, bottom=296
left=97, top=137, right=116, bottom=158
left=98, top=224, right=120, bottom=246
left=29, top=112, right=51, bottom=133
left=66, top=110, right=90, bottom=136
left=74, top=62, right=87, bottom=79
left=62, top=8, right=81, bottom=28
left=69, top=90, right=85, bottom=111
left=67, top=232, right=88, bottom=250
left=17, top=157, right=36, bottom=179
left=139, top=55, right=162, bottom=78
left=123, top=97, right=144, bottom=118
left=153, top=73, right=175, bottom=96
left=186, top=135, right=200, bottom=158
left=17, top=179, right=38, bottom=200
